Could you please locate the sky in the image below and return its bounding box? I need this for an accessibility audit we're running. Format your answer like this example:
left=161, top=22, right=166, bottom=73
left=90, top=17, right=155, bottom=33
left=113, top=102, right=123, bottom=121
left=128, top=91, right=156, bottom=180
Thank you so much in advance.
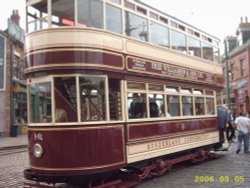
left=1, top=0, right=250, bottom=52
left=141, top=0, right=250, bottom=51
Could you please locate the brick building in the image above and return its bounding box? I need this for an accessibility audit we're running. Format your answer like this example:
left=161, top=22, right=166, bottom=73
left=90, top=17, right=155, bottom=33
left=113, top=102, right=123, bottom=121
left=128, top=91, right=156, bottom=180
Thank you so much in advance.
left=224, top=17, right=250, bottom=113
left=0, top=10, right=26, bottom=137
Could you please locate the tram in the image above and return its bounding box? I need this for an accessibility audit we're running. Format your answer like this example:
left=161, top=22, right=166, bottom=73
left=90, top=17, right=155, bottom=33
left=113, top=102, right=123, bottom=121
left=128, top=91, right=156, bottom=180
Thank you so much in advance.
left=23, top=0, right=223, bottom=187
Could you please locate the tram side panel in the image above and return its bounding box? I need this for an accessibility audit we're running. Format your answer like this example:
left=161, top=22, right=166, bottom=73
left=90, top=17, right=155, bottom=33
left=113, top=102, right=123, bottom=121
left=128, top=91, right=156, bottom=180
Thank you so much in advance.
left=28, top=125, right=126, bottom=175
left=126, top=118, right=220, bottom=164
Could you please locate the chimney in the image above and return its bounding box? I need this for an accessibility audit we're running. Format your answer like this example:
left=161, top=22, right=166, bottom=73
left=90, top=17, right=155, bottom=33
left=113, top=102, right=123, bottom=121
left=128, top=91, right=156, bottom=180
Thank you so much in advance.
left=10, top=9, right=20, bottom=26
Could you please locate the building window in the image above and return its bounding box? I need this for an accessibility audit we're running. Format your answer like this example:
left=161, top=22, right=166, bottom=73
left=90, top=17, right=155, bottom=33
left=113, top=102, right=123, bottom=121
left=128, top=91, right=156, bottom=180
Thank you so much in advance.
left=106, top=4, right=122, bottom=34
left=0, top=35, right=5, bottom=89
left=240, top=58, right=246, bottom=77
left=231, top=64, right=236, bottom=80
left=13, top=55, right=20, bottom=79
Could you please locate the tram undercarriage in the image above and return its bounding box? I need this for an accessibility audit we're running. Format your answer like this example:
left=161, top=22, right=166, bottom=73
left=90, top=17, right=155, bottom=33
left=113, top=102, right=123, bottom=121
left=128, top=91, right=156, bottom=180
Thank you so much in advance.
left=23, top=145, right=222, bottom=188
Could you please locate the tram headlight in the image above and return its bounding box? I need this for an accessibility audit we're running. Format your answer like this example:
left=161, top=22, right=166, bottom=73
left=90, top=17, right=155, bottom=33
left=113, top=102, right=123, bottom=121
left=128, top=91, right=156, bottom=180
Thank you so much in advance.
left=33, top=143, right=44, bottom=158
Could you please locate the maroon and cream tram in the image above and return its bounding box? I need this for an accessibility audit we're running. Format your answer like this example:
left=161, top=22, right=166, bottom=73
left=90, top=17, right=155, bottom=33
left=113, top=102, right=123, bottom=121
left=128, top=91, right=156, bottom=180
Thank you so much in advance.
left=24, top=0, right=223, bottom=187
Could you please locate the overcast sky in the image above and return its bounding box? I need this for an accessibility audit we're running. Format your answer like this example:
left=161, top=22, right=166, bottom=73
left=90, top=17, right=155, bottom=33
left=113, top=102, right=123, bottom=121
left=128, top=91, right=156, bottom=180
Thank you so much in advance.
left=1, top=0, right=250, bottom=51
left=141, top=0, right=250, bottom=45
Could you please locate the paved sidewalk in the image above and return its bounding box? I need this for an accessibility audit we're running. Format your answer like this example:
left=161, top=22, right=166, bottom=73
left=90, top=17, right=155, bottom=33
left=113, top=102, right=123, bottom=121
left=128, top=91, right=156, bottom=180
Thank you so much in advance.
left=0, top=134, right=28, bottom=150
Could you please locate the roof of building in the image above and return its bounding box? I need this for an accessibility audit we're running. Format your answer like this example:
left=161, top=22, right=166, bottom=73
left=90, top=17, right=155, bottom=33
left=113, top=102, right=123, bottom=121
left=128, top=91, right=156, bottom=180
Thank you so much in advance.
left=228, top=38, right=250, bottom=57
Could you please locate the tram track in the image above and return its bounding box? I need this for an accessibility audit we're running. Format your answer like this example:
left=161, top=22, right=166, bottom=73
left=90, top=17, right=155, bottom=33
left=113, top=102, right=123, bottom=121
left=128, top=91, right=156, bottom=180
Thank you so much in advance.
left=0, top=147, right=28, bottom=156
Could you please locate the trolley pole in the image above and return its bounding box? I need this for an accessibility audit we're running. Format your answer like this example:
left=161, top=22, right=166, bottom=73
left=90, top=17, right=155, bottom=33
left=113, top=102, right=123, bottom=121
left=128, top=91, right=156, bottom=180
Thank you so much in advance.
left=224, top=40, right=231, bottom=109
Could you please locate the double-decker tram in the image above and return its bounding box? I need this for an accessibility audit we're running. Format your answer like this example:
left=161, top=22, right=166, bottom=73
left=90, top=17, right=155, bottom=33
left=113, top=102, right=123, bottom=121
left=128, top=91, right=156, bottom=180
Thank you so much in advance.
left=23, top=0, right=223, bottom=187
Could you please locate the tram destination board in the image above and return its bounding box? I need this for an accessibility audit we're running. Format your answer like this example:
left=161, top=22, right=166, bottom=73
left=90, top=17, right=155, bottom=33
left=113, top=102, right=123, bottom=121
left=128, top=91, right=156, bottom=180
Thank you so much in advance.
left=127, top=57, right=215, bottom=84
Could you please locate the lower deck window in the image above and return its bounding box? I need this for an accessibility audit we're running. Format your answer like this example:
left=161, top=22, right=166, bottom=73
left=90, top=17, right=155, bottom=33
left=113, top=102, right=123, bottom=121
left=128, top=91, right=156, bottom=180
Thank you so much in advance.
left=128, top=93, right=146, bottom=119
left=80, top=76, right=106, bottom=121
left=29, top=82, right=52, bottom=123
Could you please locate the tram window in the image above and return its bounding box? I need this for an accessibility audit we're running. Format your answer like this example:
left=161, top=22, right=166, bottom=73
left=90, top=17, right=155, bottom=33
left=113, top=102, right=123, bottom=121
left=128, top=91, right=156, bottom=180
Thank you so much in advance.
left=27, top=2, right=48, bottom=32
left=150, top=21, right=169, bottom=48
left=188, top=36, right=201, bottom=58
left=180, top=88, right=192, bottom=94
left=206, top=97, right=215, bottom=115
left=127, top=82, right=146, bottom=90
left=125, top=11, right=148, bottom=42
left=171, top=29, right=186, bottom=53
left=29, top=82, right=52, bottom=123
left=167, top=95, right=180, bottom=117
left=182, top=96, right=193, bottom=116
left=193, top=89, right=203, bottom=95
left=202, top=42, right=213, bottom=61
left=128, top=93, right=146, bottom=119
left=54, top=77, right=77, bottom=122
left=165, top=87, right=179, bottom=94
left=214, top=47, right=220, bottom=63
left=52, top=0, right=75, bottom=27
left=148, top=84, right=164, bottom=91
left=148, top=94, right=164, bottom=118
left=78, top=0, right=103, bottom=28
left=109, top=0, right=121, bottom=4
left=80, top=77, right=106, bottom=121
left=195, top=97, right=205, bottom=115
left=205, top=90, right=214, bottom=96
left=106, top=4, right=122, bottom=34
left=109, top=78, right=122, bottom=121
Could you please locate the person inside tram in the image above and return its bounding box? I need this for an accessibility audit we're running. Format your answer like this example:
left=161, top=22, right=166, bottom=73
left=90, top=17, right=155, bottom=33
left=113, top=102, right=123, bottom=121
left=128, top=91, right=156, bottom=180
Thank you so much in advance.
left=150, top=101, right=159, bottom=118
left=130, top=93, right=145, bottom=118
left=55, top=108, right=68, bottom=122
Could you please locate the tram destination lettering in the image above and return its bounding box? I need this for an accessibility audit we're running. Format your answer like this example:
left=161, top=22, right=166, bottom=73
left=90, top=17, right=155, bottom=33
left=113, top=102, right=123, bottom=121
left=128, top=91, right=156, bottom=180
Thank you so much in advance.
left=127, top=57, right=214, bottom=83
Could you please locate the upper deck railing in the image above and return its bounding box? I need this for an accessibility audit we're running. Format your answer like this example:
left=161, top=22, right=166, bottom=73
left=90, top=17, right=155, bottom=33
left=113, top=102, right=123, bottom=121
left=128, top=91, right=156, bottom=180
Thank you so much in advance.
left=26, top=0, right=220, bottom=64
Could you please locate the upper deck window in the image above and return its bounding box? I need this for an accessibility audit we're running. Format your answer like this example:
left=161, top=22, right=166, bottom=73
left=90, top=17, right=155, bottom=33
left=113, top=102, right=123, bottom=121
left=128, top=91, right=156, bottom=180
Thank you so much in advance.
left=78, top=0, right=103, bottom=28
left=124, top=0, right=136, bottom=10
left=159, top=16, right=168, bottom=25
left=27, top=0, right=48, bottom=32
left=188, top=36, right=201, bottom=57
left=202, top=42, right=213, bottom=61
left=52, top=0, right=75, bottom=27
left=136, top=6, right=147, bottom=15
left=109, top=0, right=121, bottom=4
left=125, top=11, right=148, bottom=42
left=171, top=29, right=186, bottom=53
left=150, top=12, right=158, bottom=20
left=150, top=21, right=169, bottom=47
left=106, top=4, right=122, bottom=34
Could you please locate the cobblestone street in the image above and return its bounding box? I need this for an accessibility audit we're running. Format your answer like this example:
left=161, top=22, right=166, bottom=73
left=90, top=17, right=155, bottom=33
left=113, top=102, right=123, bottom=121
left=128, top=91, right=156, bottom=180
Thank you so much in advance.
left=0, top=151, right=28, bottom=188
left=1, top=143, right=250, bottom=188
left=138, top=143, right=250, bottom=188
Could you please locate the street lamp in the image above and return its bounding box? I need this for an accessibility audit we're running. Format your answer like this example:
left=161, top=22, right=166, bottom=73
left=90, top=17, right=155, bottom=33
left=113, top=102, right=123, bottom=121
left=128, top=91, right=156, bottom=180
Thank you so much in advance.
left=224, top=40, right=231, bottom=109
